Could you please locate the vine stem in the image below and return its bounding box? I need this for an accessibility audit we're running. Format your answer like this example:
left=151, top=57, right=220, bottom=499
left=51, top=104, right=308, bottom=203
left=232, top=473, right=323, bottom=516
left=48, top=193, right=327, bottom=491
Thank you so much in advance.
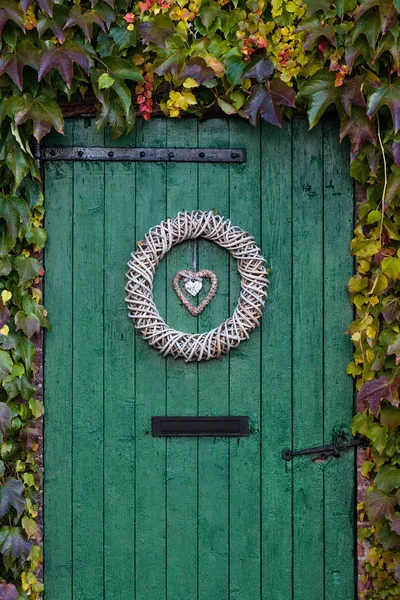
left=377, top=115, right=388, bottom=244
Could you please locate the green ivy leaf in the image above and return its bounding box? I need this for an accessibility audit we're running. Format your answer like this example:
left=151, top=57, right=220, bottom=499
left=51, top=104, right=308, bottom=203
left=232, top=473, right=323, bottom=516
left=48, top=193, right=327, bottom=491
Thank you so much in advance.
left=367, top=77, right=400, bottom=134
left=0, top=351, right=13, bottom=381
left=15, top=94, right=64, bottom=143
left=376, top=465, right=400, bottom=493
left=97, top=73, right=114, bottom=89
left=381, top=405, right=400, bottom=428
left=64, top=6, right=105, bottom=42
left=297, top=70, right=339, bottom=128
left=0, top=41, right=38, bottom=92
left=0, top=403, right=12, bottom=438
left=14, top=255, right=42, bottom=286
left=139, top=15, right=176, bottom=48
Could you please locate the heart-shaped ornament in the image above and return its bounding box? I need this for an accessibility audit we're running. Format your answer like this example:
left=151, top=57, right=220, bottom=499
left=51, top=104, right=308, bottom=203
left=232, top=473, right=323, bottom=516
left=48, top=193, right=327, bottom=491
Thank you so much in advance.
left=184, top=279, right=202, bottom=297
left=173, top=270, right=218, bottom=316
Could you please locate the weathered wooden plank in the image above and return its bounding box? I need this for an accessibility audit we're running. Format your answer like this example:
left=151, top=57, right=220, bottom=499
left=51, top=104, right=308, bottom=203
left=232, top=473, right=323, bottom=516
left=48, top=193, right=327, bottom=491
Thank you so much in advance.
left=72, top=120, right=105, bottom=600
left=44, top=119, right=74, bottom=600
left=165, top=119, right=199, bottom=600
left=228, top=120, right=261, bottom=600
left=197, top=119, right=230, bottom=600
left=103, top=126, right=137, bottom=599
left=323, top=120, right=355, bottom=600
left=260, top=119, right=293, bottom=600
left=135, top=118, right=168, bottom=600
left=292, top=118, right=325, bottom=600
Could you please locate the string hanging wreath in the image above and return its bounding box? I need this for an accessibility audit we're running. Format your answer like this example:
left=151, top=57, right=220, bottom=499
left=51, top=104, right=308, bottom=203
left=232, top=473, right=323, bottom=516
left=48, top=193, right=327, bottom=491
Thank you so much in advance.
left=125, top=210, right=269, bottom=362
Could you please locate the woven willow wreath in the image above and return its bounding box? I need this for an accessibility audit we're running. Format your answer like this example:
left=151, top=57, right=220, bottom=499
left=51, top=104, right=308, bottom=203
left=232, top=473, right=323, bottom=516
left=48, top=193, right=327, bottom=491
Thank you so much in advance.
left=126, top=210, right=269, bottom=362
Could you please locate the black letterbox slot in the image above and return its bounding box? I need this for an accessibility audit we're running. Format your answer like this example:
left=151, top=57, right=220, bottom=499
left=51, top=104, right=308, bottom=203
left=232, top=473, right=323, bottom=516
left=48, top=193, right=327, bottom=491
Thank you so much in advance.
left=152, top=416, right=249, bottom=437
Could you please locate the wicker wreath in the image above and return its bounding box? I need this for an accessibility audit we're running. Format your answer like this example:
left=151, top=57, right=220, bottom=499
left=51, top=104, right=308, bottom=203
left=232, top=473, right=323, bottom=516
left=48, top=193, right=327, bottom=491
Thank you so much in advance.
left=125, top=210, right=269, bottom=362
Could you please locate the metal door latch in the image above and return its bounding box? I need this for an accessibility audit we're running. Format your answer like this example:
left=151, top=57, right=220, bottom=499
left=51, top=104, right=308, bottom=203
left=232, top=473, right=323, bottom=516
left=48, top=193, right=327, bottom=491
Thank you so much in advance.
left=281, top=432, right=366, bottom=462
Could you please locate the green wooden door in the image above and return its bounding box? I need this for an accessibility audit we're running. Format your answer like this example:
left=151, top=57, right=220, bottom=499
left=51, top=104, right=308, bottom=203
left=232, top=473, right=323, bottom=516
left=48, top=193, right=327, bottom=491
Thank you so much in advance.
left=44, top=117, right=355, bottom=600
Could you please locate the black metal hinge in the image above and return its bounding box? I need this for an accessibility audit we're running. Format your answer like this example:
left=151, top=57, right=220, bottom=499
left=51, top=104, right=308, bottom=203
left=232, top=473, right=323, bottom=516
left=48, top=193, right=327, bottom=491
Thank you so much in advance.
left=35, top=146, right=246, bottom=163
left=282, top=432, right=366, bottom=462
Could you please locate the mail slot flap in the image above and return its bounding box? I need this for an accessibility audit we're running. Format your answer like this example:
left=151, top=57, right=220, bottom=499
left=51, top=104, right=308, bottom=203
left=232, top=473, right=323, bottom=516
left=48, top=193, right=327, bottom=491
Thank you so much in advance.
left=152, top=416, right=249, bottom=437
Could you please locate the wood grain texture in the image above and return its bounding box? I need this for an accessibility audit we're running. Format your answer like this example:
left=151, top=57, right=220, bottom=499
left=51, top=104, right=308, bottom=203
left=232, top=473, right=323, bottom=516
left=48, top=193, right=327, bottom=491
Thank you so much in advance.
left=229, top=120, right=261, bottom=600
left=44, top=119, right=74, bottom=600
left=322, top=120, right=355, bottom=600
left=292, top=118, right=325, bottom=600
left=165, top=119, right=199, bottom=600
left=261, top=119, right=293, bottom=600
left=103, top=126, right=136, bottom=599
left=197, top=119, right=230, bottom=600
left=134, top=119, right=168, bottom=600
left=72, top=119, right=105, bottom=600
left=44, top=117, right=355, bottom=600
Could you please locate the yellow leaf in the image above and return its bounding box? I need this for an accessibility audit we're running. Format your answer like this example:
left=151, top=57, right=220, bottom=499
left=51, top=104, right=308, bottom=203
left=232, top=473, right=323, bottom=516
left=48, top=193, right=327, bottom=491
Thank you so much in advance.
left=183, top=78, right=199, bottom=88
left=22, top=249, right=30, bottom=257
left=0, top=325, right=9, bottom=337
left=1, top=290, right=11, bottom=303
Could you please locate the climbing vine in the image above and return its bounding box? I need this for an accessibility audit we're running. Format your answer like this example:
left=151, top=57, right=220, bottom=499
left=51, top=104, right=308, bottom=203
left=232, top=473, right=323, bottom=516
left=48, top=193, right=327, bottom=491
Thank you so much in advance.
left=0, top=0, right=399, bottom=597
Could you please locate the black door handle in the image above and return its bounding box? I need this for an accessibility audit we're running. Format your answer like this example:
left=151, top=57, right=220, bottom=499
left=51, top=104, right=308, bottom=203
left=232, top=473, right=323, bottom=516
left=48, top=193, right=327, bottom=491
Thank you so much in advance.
left=282, top=432, right=366, bottom=462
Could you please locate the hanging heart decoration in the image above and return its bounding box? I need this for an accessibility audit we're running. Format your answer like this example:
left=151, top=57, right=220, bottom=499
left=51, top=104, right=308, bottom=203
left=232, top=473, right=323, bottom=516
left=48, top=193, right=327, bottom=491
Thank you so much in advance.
left=173, top=269, right=218, bottom=316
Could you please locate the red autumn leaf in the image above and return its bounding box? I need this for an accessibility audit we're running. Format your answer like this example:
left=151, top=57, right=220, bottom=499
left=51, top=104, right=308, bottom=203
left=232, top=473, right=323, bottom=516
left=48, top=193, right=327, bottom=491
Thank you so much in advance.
left=139, top=14, right=176, bottom=48
left=340, top=108, right=377, bottom=153
left=357, top=375, right=400, bottom=415
left=365, top=488, right=397, bottom=521
left=391, top=517, right=400, bottom=535
left=244, top=80, right=295, bottom=127
left=0, top=41, right=38, bottom=91
left=241, top=57, right=274, bottom=82
left=37, top=5, right=69, bottom=44
left=38, top=41, right=90, bottom=88
left=64, top=6, right=105, bottom=42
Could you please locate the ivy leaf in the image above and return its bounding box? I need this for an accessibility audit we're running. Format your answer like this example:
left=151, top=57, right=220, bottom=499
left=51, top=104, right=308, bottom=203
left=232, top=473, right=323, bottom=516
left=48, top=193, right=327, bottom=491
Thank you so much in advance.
left=381, top=405, right=400, bottom=428
left=0, top=403, right=11, bottom=438
left=100, top=57, right=143, bottom=82
left=0, top=527, right=32, bottom=570
left=243, top=80, right=295, bottom=127
left=0, top=2, right=25, bottom=35
left=15, top=312, right=40, bottom=339
left=357, top=375, right=400, bottom=414
left=382, top=296, right=400, bottom=323
left=0, top=583, right=17, bottom=600
left=305, top=0, right=330, bottom=15
left=0, top=479, right=24, bottom=518
left=365, top=488, right=397, bottom=521
left=367, top=77, right=400, bottom=133
left=98, top=73, right=114, bottom=89
left=378, top=523, right=400, bottom=549
left=38, top=41, right=90, bottom=89
left=374, top=33, right=400, bottom=75
left=15, top=94, right=64, bottom=143
left=0, top=195, right=30, bottom=257
left=0, top=41, right=38, bottom=92
left=295, top=17, right=336, bottom=50
left=390, top=516, right=400, bottom=535
left=340, top=108, right=377, bottom=153
left=297, top=70, right=340, bottom=128
left=37, top=5, right=68, bottom=44
left=14, top=255, right=42, bottom=285
left=0, top=303, right=10, bottom=330
left=180, top=58, right=215, bottom=84
left=64, top=6, right=105, bottom=42
left=139, top=15, right=175, bottom=48
left=381, top=256, right=400, bottom=279
left=388, top=334, right=400, bottom=356
left=198, top=0, right=220, bottom=29
left=241, top=57, right=274, bottom=82
left=352, top=9, right=381, bottom=49
left=21, top=0, right=53, bottom=16
left=355, top=0, right=399, bottom=35
left=12, top=335, right=35, bottom=373
left=376, top=465, right=400, bottom=493
left=0, top=352, right=12, bottom=382
left=20, top=425, right=39, bottom=452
